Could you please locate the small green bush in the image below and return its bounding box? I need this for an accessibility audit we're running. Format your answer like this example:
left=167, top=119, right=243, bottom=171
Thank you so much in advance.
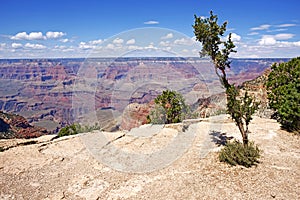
left=219, top=140, right=260, bottom=167
left=58, top=123, right=100, bottom=137
left=147, top=90, right=190, bottom=124
left=147, top=105, right=167, bottom=124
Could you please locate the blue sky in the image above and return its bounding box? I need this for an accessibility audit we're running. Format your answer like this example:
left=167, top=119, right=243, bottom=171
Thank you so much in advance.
left=0, top=0, right=299, bottom=58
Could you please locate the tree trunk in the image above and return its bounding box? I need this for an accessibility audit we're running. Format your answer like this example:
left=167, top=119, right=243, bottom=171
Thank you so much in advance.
left=237, top=121, right=248, bottom=145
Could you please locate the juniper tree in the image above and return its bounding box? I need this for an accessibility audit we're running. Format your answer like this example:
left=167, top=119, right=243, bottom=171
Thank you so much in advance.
left=193, top=11, right=258, bottom=145
left=147, top=90, right=189, bottom=124
left=267, top=57, right=300, bottom=132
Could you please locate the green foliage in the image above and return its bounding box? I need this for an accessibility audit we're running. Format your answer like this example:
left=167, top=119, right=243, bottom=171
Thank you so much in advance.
left=226, top=86, right=259, bottom=135
left=147, top=105, right=166, bottom=124
left=147, top=90, right=189, bottom=124
left=193, top=10, right=236, bottom=85
left=193, top=11, right=259, bottom=145
left=267, top=57, right=300, bottom=132
left=219, top=140, right=260, bottom=167
left=58, top=123, right=100, bottom=137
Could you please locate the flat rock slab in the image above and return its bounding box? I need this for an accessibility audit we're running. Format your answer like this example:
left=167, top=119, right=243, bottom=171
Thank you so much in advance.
left=0, top=116, right=299, bottom=199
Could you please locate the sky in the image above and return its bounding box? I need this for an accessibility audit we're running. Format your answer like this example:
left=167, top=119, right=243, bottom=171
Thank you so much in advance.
left=0, top=0, right=299, bottom=58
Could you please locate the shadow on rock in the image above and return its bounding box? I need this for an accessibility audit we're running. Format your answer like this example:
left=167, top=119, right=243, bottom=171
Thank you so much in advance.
left=209, top=131, right=234, bottom=146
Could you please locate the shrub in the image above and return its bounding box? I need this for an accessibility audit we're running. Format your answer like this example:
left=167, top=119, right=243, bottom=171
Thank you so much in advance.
left=147, top=105, right=167, bottom=124
left=147, top=90, right=189, bottom=124
left=58, top=123, right=100, bottom=137
left=219, top=140, right=260, bottom=167
left=267, top=57, right=300, bottom=132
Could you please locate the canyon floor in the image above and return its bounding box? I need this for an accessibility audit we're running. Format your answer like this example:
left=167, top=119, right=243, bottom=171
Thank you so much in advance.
left=0, top=115, right=299, bottom=200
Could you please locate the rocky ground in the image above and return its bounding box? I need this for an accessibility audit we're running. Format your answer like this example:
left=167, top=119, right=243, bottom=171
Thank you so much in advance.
left=0, top=115, right=299, bottom=200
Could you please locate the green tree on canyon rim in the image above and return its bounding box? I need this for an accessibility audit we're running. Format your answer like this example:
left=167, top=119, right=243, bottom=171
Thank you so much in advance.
left=193, top=11, right=259, bottom=146
left=267, top=57, right=300, bottom=133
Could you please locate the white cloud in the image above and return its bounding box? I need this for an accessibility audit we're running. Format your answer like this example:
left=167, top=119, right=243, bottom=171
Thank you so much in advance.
left=46, top=31, right=66, bottom=39
left=62, top=47, right=75, bottom=52
left=276, top=41, right=300, bottom=47
left=11, top=43, right=23, bottom=49
left=248, top=32, right=259, bottom=36
left=11, top=32, right=45, bottom=40
left=126, top=39, right=135, bottom=45
left=250, top=24, right=271, bottom=31
left=274, top=33, right=294, bottom=40
left=144, top=20, right=159, bottom=25
left=106, top=43, right=115, bottom=49
left=174, top=38, right=195, bottom=46
left=60, top=38, right=69, bottom=43
left=276, top=23, right=297, bottom=28
left=258, top=33, right=295, bottom=46
left=229, top=33, right=241, bottom=42
left=159, top=41, right=170, bottom=47
left=267, top=28, right=288, bottom=33
left=127, top=45, right=144, bottom=51
left=113, top=38, right=124, bottom=44
left=145, top=42, right=156, bottom=49
left=78, top=39, right=102, bottom=50
left=54, top=45, right=67, bottom=49
left=258, top=35, right=277, bottom=45
left=24, top=43, right=46, bottom=49
left=79, top=42, right=93, bottom=50
left=161, top=33, right=173, bottom=40
left=11, top=31, right=66, bottom=40
left=89, top=39, right=103, bottom=45
left=54, top=45, right=75, bottom=52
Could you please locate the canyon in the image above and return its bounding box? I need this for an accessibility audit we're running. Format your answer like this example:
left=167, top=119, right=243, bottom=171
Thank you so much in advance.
left=0, top=57, right=288, bottom=133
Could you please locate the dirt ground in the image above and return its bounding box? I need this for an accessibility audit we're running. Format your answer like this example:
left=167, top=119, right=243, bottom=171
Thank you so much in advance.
left=0, top=115, right=299, bottom=200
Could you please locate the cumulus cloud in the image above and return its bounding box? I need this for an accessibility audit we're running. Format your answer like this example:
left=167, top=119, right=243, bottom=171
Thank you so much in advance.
left=145, top=42, right=156, bottom=49
left=258, top=33, right=295, bottom=46
left=11, top=31, right=66, bottom=40
left=258, top=35, right=277, bottom=45
left=46, top=31, right=66, bottom=39
left=11, top=43, right=23, bottom=49
left=60, top=38, right=69, bottom=43
left=126, top=39, right=135, bottom=45
left=113, top=38, right=124, bottom=44
left=106, top=43, right=115, bottom=49
left=24, top=43, right=46, bottom=49
left=127, top=45, right=143, bottom=51
left=159, top=41, right=170, bottom=47
left=161, top=33, right=173, bottom=40
left=258, top=33, right=294, bottom=45
left=276, top=41, right=300, bottom=47
left=79, top=42, right=94, bottom=50
left=144, top=20, right=159, bottom=25
left=11, top=32, right=45, bottom=40
left=89, top=39, right=103, bottom=45
left=228, top=33, right=241, bottom=42
left=174, top=37, right=195, bottom=46
left=78, top=39, right=103, bottom=50
left=250, top=24, right=271, bottom=31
